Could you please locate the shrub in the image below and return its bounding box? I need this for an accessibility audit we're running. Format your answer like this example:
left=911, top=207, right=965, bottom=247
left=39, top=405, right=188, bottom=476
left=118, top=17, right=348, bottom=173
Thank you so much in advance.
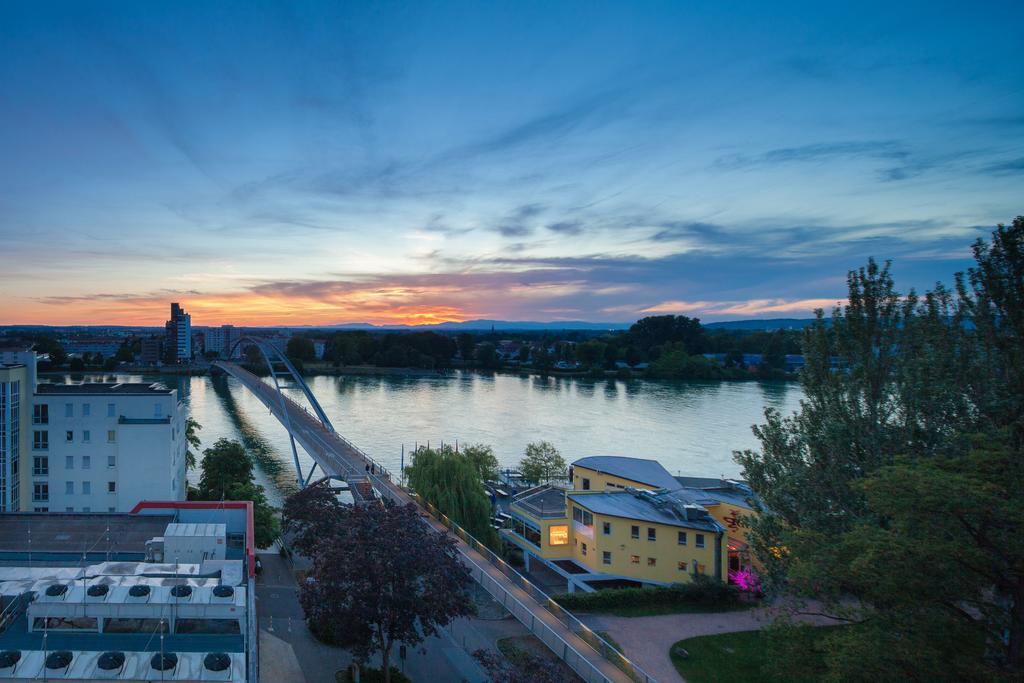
left=554, top=575, right=740, bottom=611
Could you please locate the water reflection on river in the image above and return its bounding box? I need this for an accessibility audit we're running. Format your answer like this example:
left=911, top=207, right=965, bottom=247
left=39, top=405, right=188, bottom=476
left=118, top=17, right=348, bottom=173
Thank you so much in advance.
left=53, top=371, right=803, bottom=506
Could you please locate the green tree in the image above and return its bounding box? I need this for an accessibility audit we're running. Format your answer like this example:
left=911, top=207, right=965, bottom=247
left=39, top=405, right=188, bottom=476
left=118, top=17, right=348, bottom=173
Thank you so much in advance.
left=461, top=443, right=499, bottom=482
left=406, top=445, right=496, bottom=543
left=736, top=219, right=1024, bottom=678
left=518, top=441, right=566, bottom=484
left=184, top=417, right=201, bottom=471
left=69, top=357, right=85, bottom=371
left=575, top=340, right=607, bottom=369
left=476, top=342, right=499, bottom=369
left=196, top=438, right=279, bottom=548
left=298, top=502, right=475, bottom=683
left=533, top=347, right=554, bottom=374
left=457, top=332, right=475, bottom=361
left=286, top=336, right=316, bottom=363
left=629, top=315, right=706, bottom=355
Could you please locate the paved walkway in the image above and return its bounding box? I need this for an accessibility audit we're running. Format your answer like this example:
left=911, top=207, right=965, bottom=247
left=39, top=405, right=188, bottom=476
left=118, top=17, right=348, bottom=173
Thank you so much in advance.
left=581, top=605, right=846, bottom=683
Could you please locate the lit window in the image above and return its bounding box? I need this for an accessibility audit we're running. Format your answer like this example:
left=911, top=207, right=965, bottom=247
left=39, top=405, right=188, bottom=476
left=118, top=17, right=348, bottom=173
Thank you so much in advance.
left=696, top=534, right=705, bottom=548
left=630, top=555, right=639, bottom=564
left=548, top=525, right=569, bottom=546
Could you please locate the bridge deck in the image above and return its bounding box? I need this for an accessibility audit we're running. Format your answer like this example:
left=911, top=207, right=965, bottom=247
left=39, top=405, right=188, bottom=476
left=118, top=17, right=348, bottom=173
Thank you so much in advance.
left=212, top=361, right=640, bottom=683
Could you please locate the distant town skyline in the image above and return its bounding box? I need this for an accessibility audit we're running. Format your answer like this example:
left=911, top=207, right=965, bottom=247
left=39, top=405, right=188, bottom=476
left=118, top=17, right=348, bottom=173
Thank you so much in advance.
left=2, top=2, right=1022, bottom=326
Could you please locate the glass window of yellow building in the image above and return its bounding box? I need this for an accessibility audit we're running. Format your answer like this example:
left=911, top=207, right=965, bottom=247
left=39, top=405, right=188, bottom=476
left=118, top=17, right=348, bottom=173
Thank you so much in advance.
left=549, top=525, right=569, bottom=546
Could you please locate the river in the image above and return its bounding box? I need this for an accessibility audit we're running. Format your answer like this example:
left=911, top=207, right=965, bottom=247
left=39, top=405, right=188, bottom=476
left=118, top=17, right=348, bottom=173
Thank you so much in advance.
left=49, top=372, right=804, bottom=505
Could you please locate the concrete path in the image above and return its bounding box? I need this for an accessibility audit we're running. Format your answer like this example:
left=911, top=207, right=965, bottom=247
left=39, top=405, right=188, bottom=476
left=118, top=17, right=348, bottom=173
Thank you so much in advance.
left=259, top=630, right=306, bottom=683
left=581, top=606, right=846, bottom=683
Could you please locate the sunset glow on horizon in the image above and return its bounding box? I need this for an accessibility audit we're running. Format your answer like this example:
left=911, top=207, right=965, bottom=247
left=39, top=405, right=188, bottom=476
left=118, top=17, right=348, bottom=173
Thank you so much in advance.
left=2, top=2, right=1021, bottom=327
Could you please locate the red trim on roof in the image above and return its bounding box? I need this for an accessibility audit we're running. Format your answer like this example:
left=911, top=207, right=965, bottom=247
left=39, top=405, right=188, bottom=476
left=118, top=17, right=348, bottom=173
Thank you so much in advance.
left=129, top=500, right=256, bottom=577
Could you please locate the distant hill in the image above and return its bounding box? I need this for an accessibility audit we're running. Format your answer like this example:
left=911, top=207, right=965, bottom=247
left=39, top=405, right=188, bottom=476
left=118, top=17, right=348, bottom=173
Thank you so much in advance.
left=323, top=319, right=633, bottom=332
left=704, top=318, right=818, bottom=331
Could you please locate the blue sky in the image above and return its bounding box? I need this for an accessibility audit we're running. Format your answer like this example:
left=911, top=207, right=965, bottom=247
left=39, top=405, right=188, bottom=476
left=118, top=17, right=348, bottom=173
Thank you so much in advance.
left=1, top=1, right=1022, bottom=325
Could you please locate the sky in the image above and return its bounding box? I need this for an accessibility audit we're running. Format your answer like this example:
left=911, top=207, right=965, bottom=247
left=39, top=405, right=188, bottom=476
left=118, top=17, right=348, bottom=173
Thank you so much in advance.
left=1, top=1, right=1022, bottom=327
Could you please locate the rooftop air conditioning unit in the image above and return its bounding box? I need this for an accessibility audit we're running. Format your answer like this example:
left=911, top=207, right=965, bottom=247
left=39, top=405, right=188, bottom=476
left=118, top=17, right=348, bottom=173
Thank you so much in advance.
left=203, top=652, right=233, bottom=680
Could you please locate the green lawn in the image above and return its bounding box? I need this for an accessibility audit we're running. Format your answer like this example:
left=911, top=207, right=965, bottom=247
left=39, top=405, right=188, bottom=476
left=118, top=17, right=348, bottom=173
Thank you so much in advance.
left=670, top=627, right=838, bottom=683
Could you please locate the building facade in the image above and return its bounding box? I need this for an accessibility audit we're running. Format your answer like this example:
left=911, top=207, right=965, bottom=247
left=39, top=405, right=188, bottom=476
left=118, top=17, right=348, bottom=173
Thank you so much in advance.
left=29, top=383, right=188, bottom=513
left=202, top=324, right=241, bottom=359
left=503, top=455, right=758, bottom=592
left=163, top=302, right=192, bottom=364
left=0, top=355, right=31, bottom=512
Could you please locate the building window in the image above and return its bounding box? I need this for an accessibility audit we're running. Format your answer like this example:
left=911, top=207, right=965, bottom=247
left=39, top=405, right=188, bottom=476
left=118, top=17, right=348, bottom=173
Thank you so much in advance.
left=602, top=521, right=611, bottom=535
left=66, top=507, right=74, bottom=512
left=696, top=534, right=705, bottom=548
left=647, top=557, right=656, bottom=567
left=107, top=481, right=116, bottom=493
left=581, top=542, right=587, bottom=556
left=82, top=455, right=91, bottom=469
left=65, top=456, right=74, bottom=470
left=631, top=525, right=639, bottom=539
left=66, top=430, right=73, bottom=442
left=82, top=403, right=91, bottom=417
left=34, top=507, right=48, bottom=513
left=630, top=555, right=640, bottom=564
left=153, top=403, right=162, bottom=418
left=602, top=551, right=612, bottom=565
left=678, top=531, right=687, bottom=546
left=33, top=483, right=48, bottom=502
left=548, top=525, right=569, bottom=546
left=677, top=561, right=688, bottom=572
left=33, top=456, right=49, bottom=476
left=65, top=481, right=74, bottom=495
left=33, top=431, right=48, bottom=450
left=65, top=403, right=73, bottom=418
left=647, top=528, right=656, bottom=542
left=572, top=506, right=593, bottom=527
left=108, top=507, right=115, bottom=512
left=83, top=430, right=90, bottom=443
left=82, top=482, right=91, bottom=494
left=107, top=403, right=115, bottom=417
left=107, top=455, right=116, bottom=468
left=33, top=404, right=48, bottom=424
left=581, top=477, right=590, bottom=490
left=106, top=430, right=116, bottom=443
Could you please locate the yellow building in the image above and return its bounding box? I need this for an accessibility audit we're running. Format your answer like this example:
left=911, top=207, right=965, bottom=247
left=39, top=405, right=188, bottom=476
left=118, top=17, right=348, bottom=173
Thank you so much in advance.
left=0, top=352, right=32, bottom=511
left=503, top=456, right=759, bottom=592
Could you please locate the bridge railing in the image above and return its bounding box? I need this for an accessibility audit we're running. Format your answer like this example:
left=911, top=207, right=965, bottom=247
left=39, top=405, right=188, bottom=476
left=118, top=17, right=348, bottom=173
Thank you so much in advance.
left=410, top=493, right=655, bottom=683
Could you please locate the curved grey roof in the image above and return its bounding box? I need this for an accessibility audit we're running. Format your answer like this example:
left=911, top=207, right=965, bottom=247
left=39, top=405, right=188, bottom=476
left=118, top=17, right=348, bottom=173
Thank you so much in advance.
left=572, top=456, right=679, bottom=491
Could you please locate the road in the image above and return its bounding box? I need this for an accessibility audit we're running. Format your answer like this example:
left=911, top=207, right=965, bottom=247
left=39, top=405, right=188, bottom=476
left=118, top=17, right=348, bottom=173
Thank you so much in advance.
left=214, top=361, right=640, bottom=683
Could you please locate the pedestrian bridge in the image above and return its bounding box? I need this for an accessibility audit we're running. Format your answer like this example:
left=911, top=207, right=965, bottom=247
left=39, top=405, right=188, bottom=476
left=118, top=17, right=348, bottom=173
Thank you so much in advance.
left=212, top=338, right=651, bottom=683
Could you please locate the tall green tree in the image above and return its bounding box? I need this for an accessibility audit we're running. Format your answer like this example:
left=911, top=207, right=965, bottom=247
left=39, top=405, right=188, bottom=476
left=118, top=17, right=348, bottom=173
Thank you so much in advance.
left=736, top=219, right=1024, bottom=678
left=461, top=443, right=500, bottom=482
left=196, top=438, right=279, bottom=548
left=298, top=502, right=475, bottom=683
left=184, top=417, right=201, bottom=471
left=406, top=445, right=497, bottom=543
left=286, top=337, right=316, bottom=363
left=518, top=441, right=566, bottom=484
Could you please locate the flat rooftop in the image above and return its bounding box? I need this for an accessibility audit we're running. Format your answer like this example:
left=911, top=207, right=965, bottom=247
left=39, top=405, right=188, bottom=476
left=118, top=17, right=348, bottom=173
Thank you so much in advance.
left=0, top=513, right=173, bottom=558
left=513, top=487, right=567, bottom=518
left=36, top=382, right=174, bottom=395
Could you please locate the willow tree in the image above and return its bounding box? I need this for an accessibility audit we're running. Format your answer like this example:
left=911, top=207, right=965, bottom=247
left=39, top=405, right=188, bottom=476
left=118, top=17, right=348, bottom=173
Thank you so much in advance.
left=406, top=445, right=497, bottom=544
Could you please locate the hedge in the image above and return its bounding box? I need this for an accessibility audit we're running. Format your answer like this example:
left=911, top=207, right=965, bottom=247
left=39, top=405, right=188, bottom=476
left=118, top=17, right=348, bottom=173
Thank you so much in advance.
left=553, top=575, right=741, bottom=611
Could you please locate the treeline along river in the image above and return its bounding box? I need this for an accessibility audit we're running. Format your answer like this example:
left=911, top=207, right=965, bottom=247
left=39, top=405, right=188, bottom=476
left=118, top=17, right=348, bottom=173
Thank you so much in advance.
left=51, top=371, right=804, bottom=506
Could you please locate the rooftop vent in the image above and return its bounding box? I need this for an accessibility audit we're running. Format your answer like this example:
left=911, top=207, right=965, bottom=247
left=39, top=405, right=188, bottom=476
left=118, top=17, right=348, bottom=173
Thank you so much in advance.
left=45, top=651, right=73, bottom=670
left=97, top=652, right=125, bottom=671
left=170, top=585, right=192, bottom=598
left=151, top=653, right=178, bottom=671
left=212, top=585, right=234, bottom=598
left=45, top=584, right=68, bottom=597
left=0, top=651, right=20, bottom=669
left=128, top=585, right=151, bottom=597
left=87, top=584, right=110, bottom=597
left=204, top=653, right=231, bottom=672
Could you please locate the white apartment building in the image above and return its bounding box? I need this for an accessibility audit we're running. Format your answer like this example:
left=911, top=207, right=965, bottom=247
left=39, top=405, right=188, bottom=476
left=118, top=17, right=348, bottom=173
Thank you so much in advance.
left=29, top=382, right=187, bottom=513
